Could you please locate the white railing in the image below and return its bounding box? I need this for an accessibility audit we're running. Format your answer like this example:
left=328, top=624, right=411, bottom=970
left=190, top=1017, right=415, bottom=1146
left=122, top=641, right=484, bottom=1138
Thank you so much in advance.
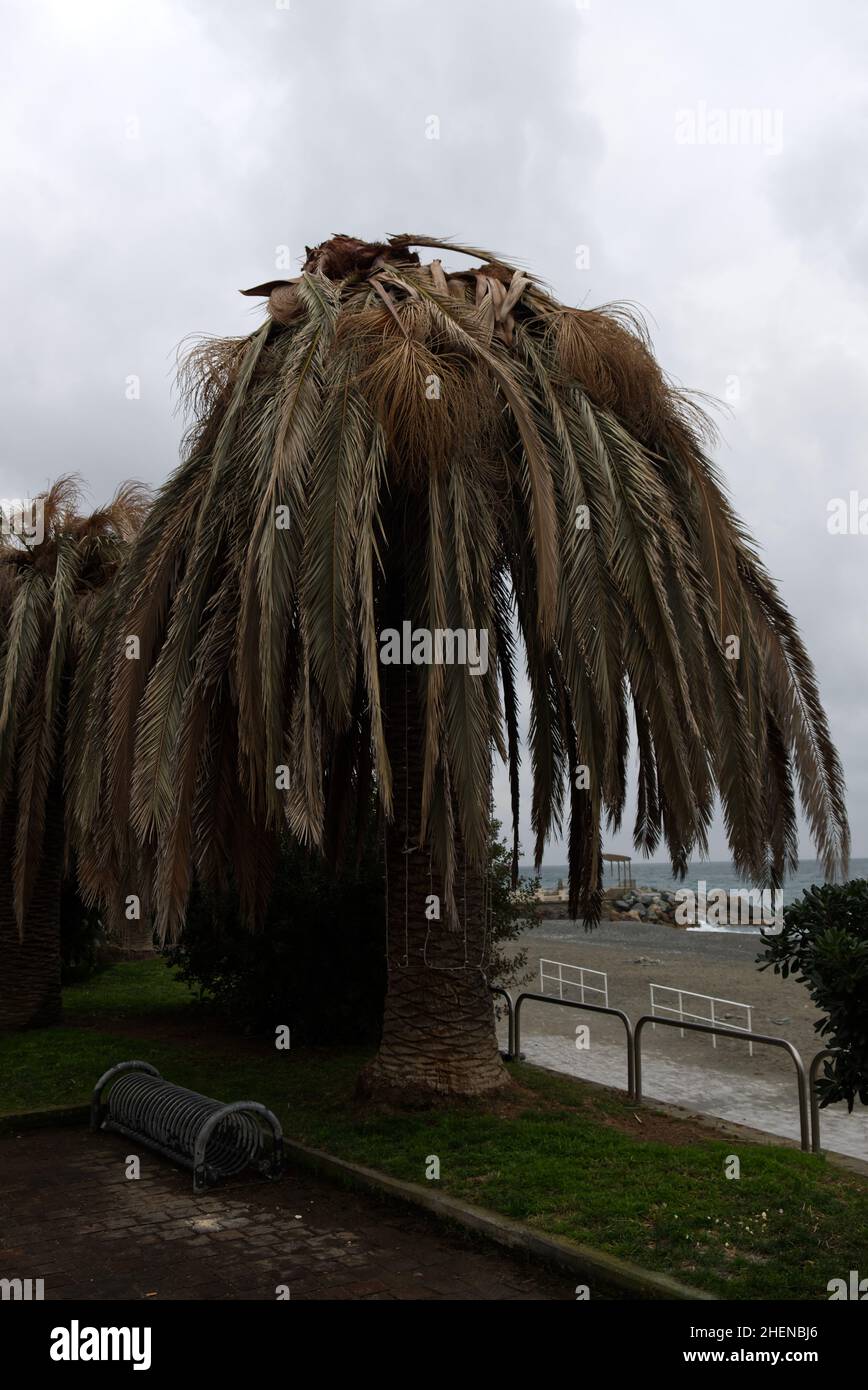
left=649, top=984, right=753, bottom=1056
left=539, top=959, right=609, bottom=1007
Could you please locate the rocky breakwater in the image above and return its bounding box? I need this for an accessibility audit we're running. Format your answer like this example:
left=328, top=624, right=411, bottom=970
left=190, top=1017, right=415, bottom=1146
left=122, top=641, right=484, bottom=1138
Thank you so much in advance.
left=608, top=887, right=682, bottom=926
left=533, top=884, right=684, bottom=926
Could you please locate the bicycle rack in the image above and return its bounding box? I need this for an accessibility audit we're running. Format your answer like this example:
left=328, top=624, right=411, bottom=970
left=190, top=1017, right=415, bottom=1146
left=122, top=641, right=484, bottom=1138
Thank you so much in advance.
left=91, top=1060, right=284, bottom=1193
left=512, top=991, right=636, bottom=1099
left=633, top=1016, right=811, bottom=1152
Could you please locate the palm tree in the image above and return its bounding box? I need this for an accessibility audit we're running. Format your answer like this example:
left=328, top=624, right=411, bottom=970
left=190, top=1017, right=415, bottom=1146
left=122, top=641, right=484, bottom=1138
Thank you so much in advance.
left=96, top=234, right=848, bottom=1099
left=0, top=477, right=148, bottom=1028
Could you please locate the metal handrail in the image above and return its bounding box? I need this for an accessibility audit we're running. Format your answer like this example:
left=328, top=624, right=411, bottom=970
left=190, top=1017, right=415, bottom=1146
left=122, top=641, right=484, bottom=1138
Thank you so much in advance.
left=633, top=1015, right=810, bottom=1152
left=808, top=1048, right=838, bottom=1154
left=513, top=991, right=636, bottom=1099
left=540, top=959, right=609, bottom=1007
left=489, top=986, right=515, bottom=1060
left=649, top=984, right=753, bottom=1056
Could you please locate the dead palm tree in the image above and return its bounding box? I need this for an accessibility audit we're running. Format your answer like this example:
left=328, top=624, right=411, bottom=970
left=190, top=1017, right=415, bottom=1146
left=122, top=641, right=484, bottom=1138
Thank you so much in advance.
left=94, top=234, right=848, bottom=1098
left=0, top=476, right=148, bottom=1028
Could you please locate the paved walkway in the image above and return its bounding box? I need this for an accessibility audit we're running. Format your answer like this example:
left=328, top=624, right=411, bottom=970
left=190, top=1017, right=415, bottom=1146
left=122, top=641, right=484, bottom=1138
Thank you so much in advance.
left=506, top=1029, right=868, bottom=1161
left=0, top=1129, right=573, bottom=1301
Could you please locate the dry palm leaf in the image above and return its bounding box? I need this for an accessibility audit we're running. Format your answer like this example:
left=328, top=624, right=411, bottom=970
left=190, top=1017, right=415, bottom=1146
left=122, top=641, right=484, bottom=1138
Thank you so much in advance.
left=88, top=234, right=848, bottom=938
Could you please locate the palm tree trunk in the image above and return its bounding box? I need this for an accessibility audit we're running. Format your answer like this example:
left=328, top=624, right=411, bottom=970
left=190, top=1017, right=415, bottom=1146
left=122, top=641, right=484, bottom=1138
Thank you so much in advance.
left=358, top=658, right=508, bottom=1102
left=0, top=776, right=63, bottom=1029
left=117, top=916, right=156, bottom=957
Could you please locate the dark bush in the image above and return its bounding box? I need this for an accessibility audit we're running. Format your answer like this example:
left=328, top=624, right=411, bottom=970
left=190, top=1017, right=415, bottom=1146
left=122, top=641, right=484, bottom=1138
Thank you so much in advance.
left=166, top=822, right=539, bottom=1044
left=166, top=838, right=386, bottom=1044
left=758, top=878, right=868, bottom=1110
left=60, top=877, right=106, bottom=982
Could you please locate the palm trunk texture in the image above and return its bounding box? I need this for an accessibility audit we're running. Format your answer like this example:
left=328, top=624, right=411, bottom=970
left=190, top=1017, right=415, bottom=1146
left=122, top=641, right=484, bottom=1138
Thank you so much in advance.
left=359, top=526, right=508, bottom=1101
left=0, top=776, right=63, bottom=1029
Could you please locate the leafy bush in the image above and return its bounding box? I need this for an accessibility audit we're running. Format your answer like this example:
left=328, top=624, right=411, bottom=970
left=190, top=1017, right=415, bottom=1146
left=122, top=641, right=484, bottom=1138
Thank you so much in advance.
left=60, top=877, right=106, bottom=982
left=166, top=823, right=539, bottom=1043
left=758, top=879, right=868, bottom=1109
left=486, top=823, right=540, bottom=995
left=166, top=838, right=386, bottom=1044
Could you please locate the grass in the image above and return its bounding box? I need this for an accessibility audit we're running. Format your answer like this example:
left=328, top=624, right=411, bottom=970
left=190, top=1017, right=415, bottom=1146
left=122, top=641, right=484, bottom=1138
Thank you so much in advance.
left=2, top=958, right=867, bottom=1300
left=63, top=959, right=196, bottom=1017
left=62, top=961, right=193, bottom=1017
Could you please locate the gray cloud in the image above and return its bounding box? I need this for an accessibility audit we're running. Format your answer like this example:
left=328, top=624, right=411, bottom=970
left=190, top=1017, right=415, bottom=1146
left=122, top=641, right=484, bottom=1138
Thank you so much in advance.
left=2, top=0, right=865, bottom=865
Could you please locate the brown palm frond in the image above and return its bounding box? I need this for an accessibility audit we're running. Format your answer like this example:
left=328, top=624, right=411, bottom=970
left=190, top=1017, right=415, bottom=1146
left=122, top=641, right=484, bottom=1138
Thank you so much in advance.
left=0, top=477, right=149, bottom=934
left=91, top=233, right=847, bottom=943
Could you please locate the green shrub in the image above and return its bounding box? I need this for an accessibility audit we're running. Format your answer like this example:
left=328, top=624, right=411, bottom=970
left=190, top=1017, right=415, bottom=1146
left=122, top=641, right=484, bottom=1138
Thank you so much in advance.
left=166, top=838, right=386, bottom=1044
left=485, top=824, right=540, bottom=995
left=60, top=876, right=106, bottom=982
left=166, top=823, right=539, bottom=1044
left=758, top=878, right=868, bottom=1109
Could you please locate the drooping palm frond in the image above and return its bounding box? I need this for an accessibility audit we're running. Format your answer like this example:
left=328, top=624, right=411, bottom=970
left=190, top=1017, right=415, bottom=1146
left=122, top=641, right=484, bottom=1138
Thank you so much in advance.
left=95, top=234, right=848, bottom=939
left=0, top=477, right=150, bottom=935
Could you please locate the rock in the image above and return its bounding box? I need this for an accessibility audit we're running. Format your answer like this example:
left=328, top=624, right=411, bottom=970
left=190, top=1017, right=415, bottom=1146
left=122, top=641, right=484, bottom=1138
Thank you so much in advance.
left=625, top=909, right=644, bottom=921
left=535, top=902, right=568, bottom=920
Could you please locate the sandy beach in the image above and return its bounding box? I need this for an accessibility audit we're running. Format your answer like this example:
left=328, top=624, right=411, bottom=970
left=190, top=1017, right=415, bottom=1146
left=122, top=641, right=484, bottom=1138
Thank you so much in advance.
left=510, top=917, right=822, bottom=1064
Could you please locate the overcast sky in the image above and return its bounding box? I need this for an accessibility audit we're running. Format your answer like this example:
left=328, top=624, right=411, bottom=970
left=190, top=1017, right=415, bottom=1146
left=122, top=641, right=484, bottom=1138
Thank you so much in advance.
left=3, top=0, right=866, bottom=867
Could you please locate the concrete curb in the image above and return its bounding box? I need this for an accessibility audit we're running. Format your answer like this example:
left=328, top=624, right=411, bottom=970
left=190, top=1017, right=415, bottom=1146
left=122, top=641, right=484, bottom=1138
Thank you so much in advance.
left=0, top=1103, right=89, bottom=1135
left=280, top=1136, right=717, bottom=1301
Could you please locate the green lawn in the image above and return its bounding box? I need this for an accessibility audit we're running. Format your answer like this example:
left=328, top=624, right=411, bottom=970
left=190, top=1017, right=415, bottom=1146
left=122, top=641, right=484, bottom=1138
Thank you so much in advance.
left=1, top=958, right=866, bottom=1300
left=63, top=959, right=197, bottom=1017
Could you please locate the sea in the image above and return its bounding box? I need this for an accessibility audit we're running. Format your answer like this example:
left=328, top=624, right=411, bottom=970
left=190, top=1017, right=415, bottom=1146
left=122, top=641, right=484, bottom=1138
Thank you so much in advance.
left=523, top=859, right=868, bottom=934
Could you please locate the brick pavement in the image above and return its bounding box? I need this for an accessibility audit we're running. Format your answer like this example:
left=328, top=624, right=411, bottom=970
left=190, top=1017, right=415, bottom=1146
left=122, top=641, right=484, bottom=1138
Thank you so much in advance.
left=0, top=1128, right=575, bottom=1301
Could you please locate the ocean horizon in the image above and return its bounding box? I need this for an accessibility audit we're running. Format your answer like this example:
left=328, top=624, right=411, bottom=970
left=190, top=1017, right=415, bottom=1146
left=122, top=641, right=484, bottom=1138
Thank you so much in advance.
left=521, top=858, right=868, bottom=909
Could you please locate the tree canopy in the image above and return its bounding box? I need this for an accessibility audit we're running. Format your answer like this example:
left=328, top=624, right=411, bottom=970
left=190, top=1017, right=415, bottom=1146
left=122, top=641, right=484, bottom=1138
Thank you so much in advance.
left=81, top=234, right=848, bottom=940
